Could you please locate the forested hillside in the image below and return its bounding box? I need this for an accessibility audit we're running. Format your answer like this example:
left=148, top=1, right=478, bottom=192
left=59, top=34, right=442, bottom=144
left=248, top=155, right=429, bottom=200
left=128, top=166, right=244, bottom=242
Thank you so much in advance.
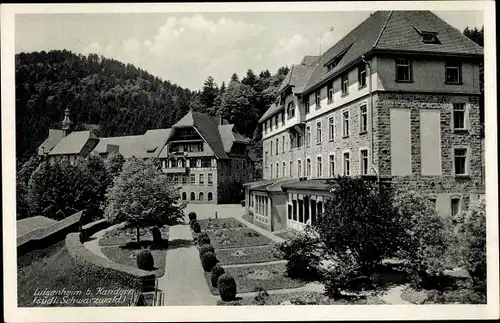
left=16, top=50, right=288, bottom=164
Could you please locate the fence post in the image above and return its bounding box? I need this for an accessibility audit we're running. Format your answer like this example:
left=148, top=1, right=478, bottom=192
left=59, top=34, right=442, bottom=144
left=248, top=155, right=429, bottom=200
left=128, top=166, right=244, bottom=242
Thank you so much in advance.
left=215, top=211, right=218, bottom=219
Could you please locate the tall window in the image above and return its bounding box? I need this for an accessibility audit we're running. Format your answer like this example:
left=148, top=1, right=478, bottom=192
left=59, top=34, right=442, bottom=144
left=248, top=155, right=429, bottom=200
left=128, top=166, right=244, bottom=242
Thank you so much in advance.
left=316, top=156, right=322, bottom=177
left=305, top=98, right=310, bottom=114
left=328, top=116, right=335, bottom=141
left=360, top=105, right=368, bottom=133
left=283, top=162, right=286, bottom=177
left=276, top=138, right=279, bottom=154
left=276, top=163, right=279, bottom=178
left=343, top=110, right=350, bottom=137
left=315, top=90, right=321, bottom=109
left=199, top=192, right=204, bottom=201
left=306, top=158, right=311, bottom=177
left=208, top=173, right=213, bottom=186
left=297, top=160, right=302, bottom=177
left=316, top=121, right=322, bottom=144
left=190, top=192, right=195, bottom=200
left=199, top=174, right=204, bottom=186
left=396, top=58, right=412, bottom=82
left=174, top=175, right=180, bottom=184
left=182, top=176, right=187, bottom=184
left=274, top=115, right=278, bottom=128
left=264, top=151, right=268, bottom=166
left=208, top=192, right=213, bottom=201
left=453, top=103, right=466, bottom=130
left=182, top=192, right=186, bottom=200
left=327, top=82, right=334, bottom=103
left=360, top=149, right=369, bottom=175
left=451, top=197, right=461, bottom=216
left=287, top=102, right=295, bottom=118
left=282, top=135, right=285, bottom=153
left=270, top=164, right=273, bottom=178
left=454, top=148, right=468, bottom=175
left=341, top=74, right=349, bottom=95
left=343, top=152, right=350, bottom=176
left=281, top=112, right=285, bottom=124
left=190, top=174, right=196, bottom=184
left=358, top=64, right=367, bottom=88
left=329, top=154, right=335, bottom=177
left=306, top=125, right=311, bottom=147
left=446, top=62, right=462, bottom=84
left=270, top=141, right=273, bottom=156
left=289, top=160, right=292, bottom=177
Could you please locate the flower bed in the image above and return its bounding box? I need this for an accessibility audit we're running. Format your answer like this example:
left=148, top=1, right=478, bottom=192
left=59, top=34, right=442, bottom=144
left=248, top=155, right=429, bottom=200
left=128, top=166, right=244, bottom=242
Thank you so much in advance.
left=205, top=262, right=306, bottom=295
left=207, top=228, right=273, bottom=249
left=198, top=218, right=247, bottom=231
left=99, top=226, right=169, bottom=247
left=216, top=245, right=282, bottom=265
left=101, top=246, right=167, bottom=278
left=216, top=291, right=387, bottom=305
left=273, top=229, right=301, bottom=241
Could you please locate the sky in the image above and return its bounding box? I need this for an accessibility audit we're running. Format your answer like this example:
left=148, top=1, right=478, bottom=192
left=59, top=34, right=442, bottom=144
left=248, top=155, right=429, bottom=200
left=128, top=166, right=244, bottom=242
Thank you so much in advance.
left=15, top=10, right=484, bottom=91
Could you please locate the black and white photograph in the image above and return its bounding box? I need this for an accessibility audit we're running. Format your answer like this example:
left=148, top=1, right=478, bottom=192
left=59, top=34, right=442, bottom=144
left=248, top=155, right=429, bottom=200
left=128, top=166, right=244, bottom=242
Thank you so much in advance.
left=2, top=1, right=498, bottom=322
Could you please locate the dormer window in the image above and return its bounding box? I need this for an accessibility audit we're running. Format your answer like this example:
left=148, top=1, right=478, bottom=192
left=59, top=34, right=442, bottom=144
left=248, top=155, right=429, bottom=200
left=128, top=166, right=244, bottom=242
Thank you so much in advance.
left=287, top=102, right=295, bottom=119
left=421, top=32, right=439, bottom=44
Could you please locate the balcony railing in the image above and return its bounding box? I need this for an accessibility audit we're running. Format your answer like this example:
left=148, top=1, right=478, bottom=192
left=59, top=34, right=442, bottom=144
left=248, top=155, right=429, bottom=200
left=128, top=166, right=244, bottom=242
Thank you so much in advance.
left=162, top=167, right=188, bottom=174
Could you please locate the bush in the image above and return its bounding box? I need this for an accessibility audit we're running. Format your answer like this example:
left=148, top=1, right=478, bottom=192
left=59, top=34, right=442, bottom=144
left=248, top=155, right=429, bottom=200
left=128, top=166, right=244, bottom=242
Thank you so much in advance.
left=316, top=177, right=399, bottom=276
left=188, top=212, right=197, bottom=222
left=198, top=233, right=211, bottom=246
left=199, top=244, right=215, bottom=257
left=218, top=273, right=237, bottom=301
left=201, top=251, right=218, bottom=272
left=150, top=226, right=162, bottom=244
left=136, top=249, right=154, bottom=271
left=393, top=188, right=449, bottom=289
left=211, top=264, right=226, bottom=287
left=273, top=227, right=321, bottom=280
left=456, top=198, right=486, bottom=294
left=323, top=256, right=362, bottom=297
left=191, top=220, right=201, bottom=233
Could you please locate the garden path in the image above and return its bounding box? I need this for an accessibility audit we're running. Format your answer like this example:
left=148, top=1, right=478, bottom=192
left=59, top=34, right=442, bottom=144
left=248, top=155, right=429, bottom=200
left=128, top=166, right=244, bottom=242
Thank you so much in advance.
left=158, top=224, right=218, bottom=306
left=379, top=285, right=412, bottom=305
left=83, top=222, right=124, bottom=260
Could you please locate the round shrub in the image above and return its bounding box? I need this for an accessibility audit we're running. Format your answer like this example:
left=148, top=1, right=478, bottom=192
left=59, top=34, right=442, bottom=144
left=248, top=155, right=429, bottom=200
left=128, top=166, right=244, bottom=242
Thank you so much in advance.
left=211, top=264, right=226, bottom=288
left=188, top=212, right=197, bottom=222
left=150, top=226, right=162, bottom=244
left=199, top=244, right=215, bottom=257
left=198, top=233, right=211, bottom=246
left=217, top=273, right=237, bottom=301
left=201, top=251, right=218, bottom=272
left=191, top=221, right=201, bottom=233
left=136, top=249, right=154, bottom=271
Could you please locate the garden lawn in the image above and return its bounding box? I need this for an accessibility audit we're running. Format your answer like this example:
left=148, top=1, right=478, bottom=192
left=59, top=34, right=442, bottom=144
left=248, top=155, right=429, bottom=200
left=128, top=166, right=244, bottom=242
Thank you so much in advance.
left=207, top=228, right=273, bottom=249
left=100, top=246, right=166, bottom=278
left=217, top=291, right=388, bottom=305
left=198, top=218, right=247, bottom=231
left=216, top=245, right=282, bottom=265
left=400, top=285, right=486, bottom=304
left=205, top=262, right=306, bottom=295
left=99, top=226, right=169, bottom=247
left=17, top=246, right=135, bottom=307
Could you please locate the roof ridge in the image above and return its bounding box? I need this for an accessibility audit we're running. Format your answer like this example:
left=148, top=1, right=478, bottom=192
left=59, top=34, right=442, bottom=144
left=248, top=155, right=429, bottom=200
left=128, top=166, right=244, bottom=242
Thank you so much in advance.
left=373, top=11, right=393, bottom=49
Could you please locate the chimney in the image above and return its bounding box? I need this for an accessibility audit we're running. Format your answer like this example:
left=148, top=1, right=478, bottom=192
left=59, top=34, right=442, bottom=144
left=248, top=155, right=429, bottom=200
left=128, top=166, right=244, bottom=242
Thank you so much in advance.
left=61, top=108, right=73, bottom=137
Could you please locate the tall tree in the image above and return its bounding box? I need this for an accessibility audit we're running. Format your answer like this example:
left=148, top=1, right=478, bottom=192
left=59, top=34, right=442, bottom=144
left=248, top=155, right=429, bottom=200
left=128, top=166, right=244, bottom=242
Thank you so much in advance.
left=230, top=73, right=239, bottom=84
left=463, top=26, right=484, bottom=47
left=241, top=69, right=258, bottom=89
left=200, top=76, right=219, bottom=113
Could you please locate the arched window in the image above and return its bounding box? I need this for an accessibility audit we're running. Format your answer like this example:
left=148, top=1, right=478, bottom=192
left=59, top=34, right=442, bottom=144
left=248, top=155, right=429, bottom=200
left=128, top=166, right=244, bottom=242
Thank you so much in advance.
left=287, top=101, right=295, bottom=118
left=199, top=192, right=204, bottom=201
left=182, top=192, right=186, bottom=200
left=177, top=159, right=184, bottom=168
left=208, top=192, right=213, bottom=201
left=190, top=192, right=195, bottom=200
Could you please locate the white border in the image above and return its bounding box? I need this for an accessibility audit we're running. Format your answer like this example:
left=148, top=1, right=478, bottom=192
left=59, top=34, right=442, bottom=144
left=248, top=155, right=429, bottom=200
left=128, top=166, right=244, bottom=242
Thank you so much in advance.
left=2, top=1, right=498, bottom=322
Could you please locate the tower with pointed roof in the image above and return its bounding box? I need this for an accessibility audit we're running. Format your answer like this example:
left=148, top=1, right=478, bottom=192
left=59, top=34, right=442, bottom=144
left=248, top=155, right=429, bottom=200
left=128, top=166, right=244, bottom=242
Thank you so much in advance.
left=61, top=108, right=73, bottom=137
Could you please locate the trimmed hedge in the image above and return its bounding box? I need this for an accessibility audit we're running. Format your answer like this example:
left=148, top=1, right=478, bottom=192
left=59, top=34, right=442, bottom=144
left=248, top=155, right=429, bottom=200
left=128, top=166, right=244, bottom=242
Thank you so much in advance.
left=198, top=233, right=211, bottom=246
left=191, top=221, right=201, bottom=234
left=65, top=233, right=155, bottom=292
left=17, top=211, right=84, bottom=256
left=188, top=212, right=197, bottom=222
left=218, top=273, right=237, bottom=301
left=80, top=218, right=110, bottom=242
left=199, top=244, right=215, bottom=257
left=136, top=249, right=154, bottom=271
left=211, top=265, right=225, bottom=288
left=201, top=251, right=218, bottom=272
